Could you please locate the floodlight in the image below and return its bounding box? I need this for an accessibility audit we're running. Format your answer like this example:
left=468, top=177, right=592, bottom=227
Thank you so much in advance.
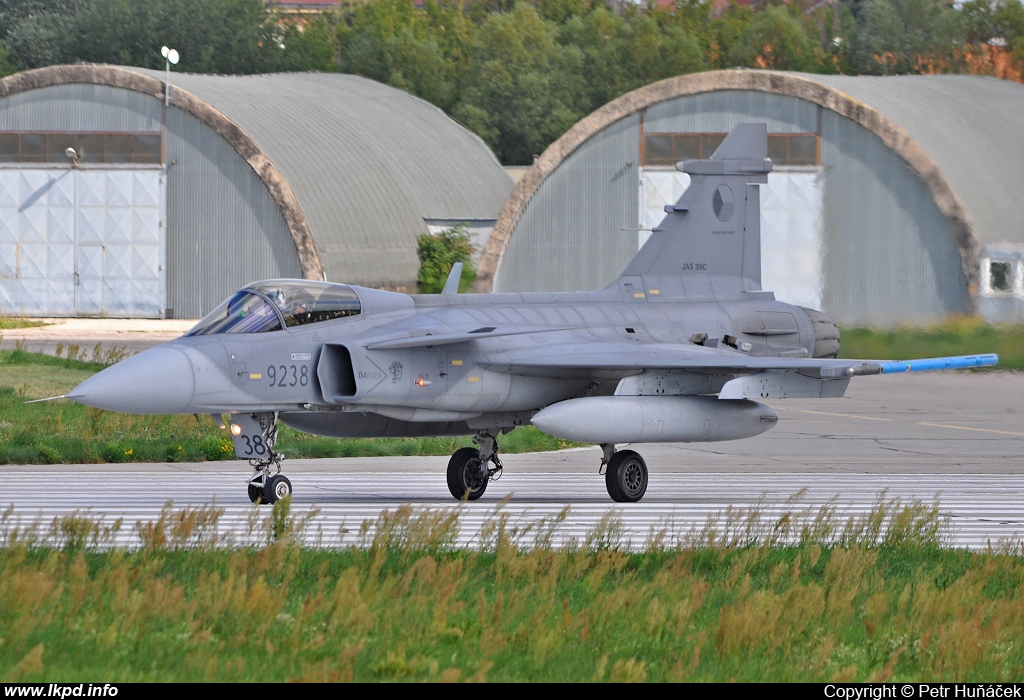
left=161, top=46, right=180, bottom=106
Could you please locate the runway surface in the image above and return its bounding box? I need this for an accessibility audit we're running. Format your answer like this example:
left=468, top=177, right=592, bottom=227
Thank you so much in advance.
left=4, top=372, right=1023, bottom=551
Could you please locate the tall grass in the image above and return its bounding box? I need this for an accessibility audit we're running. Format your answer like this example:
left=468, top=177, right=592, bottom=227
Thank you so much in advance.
left=0, top=314, right=46, bottom=330
left=1, top=494, right=1021, bottom=682
left=839, top=318, right=1024, bottom=370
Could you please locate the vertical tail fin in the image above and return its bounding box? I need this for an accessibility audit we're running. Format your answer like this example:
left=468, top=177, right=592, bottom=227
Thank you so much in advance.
left=621, top=123, right=772, bottom=299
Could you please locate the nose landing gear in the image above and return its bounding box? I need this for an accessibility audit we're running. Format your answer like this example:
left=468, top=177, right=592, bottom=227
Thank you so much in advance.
left=446, top=431, right=503, bottom=501
left=227, top=412, right=289, bottom=505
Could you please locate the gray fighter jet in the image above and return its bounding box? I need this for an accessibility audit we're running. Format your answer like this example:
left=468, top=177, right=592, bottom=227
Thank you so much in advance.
left=67, top=124, right=997, bottom=504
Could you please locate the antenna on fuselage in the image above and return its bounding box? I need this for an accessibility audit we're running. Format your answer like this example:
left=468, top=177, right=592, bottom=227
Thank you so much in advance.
left=442, top=262, right=464, bottom=295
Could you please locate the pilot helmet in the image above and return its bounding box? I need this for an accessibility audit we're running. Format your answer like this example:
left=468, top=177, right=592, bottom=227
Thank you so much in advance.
left=266, top=288, right=287, bottom=308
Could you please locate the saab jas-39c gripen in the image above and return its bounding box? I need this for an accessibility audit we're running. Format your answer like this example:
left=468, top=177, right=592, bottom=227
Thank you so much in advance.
left=66, top=124, right=998, bottom=504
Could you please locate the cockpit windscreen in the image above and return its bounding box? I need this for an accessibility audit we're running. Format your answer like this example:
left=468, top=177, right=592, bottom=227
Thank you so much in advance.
left=188, top=281, right=362, bottom=336
left=188, top=291, right=283, bottom=335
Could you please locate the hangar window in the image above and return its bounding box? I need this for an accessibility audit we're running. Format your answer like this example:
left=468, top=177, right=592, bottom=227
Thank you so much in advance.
left=978, top=253, right=1024, bottom=298
left=981, top=258, right=1021, bottom=297
left=989, top=261, right=1013, bottom=293
left=642, top=132, right=819, bottom=167
left=0, top=131, right=162, bottom=164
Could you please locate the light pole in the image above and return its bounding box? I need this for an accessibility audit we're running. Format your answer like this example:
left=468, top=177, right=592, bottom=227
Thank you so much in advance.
left=161, top=45, right=179, bottom=106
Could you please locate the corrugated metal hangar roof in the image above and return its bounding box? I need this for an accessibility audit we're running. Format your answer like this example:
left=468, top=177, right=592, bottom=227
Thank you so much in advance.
left=799, top=73, right=1024, bottom=251
left=130, top=68, right=513, bottom=288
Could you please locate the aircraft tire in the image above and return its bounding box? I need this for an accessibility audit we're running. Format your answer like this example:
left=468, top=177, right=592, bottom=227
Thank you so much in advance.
left=605, top=450, right=648, bottom=503
left=264, top=474, right=292, bottom=504
left=447, top=447, right=488, bottom=501
left=247, top=483, right=266, bottom=505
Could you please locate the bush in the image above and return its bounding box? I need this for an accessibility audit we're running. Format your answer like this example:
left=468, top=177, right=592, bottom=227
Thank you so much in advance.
left=417, top=223, right=476, bottom=294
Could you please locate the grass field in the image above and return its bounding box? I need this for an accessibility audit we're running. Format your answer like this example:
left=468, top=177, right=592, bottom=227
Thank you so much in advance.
left=0, top=315, right=45, bottom=330
left=0, top=497, right=1021, bottom=682
left=838, top=318, right=1024, bottom=371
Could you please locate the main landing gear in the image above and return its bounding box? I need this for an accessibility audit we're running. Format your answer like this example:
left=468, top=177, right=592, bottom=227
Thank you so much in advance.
left=238, top=413, right=291, bottom=506
left=600, top=443, right=648, bottom=503
left=443, top=436, right=649, bottom=503
left=446, top=431, right=504, bottom=501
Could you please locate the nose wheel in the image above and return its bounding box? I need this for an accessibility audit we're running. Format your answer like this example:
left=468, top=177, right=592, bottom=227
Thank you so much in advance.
left=247, top=483, right=264, bottom=504
left=446, top=431, right=504, bottom=501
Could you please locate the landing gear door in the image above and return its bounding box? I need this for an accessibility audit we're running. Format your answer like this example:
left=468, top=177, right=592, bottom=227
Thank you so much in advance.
left=228, top=413, right=272, bottom=460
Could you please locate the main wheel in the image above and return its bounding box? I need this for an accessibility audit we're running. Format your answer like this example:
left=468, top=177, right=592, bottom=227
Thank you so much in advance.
left=263, top=474, right=292, bottom=504
left=247, top=483, right=266, bottom=504
left=605, top=450, right=648, bottom=503
left=447, top=447, right=488, bottom=501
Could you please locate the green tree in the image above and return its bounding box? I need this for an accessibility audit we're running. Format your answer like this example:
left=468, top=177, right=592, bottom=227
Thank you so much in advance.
left=853, top=0, right=967, bottom=74
left=0, top=0, right=330, bottom=74
left=338, top=0, right=474, bottom=112
left=558, top=8, right=704, bottom=111
left=534, top=0, right=592, bottom=24
left=272, top=17, right=339, bottom=73
left=1, top=0, right=81, bottom=69
left=0, top=42, right=17, bottom=77
left=702, top=2, right=757, bottom=69
left=811, top=1, right=859, bottom=75
left=454, top=4, right=584, bottom=164
left=728, top=5, right=817, bottom=70
left=417, top=224, right=476, bottom=294
left=962, top=0, right=1024, bottom=73
left=70, top=0, right=282, bottom=74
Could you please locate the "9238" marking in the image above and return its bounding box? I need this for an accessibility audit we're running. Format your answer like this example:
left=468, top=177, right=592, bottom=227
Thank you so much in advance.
left=267, top=364, right=309, bottom=388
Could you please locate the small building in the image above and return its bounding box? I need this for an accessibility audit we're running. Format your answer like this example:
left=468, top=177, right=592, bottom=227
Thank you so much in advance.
left=0, top=65, right=512, bottom=318
left=479, top=70, right=1024, bottom=325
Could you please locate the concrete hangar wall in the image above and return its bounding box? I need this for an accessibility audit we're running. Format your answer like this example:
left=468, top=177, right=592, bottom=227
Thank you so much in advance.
left=0, top=65, right=512, bottom=319
left=479, top=69, right=1024, bottom=326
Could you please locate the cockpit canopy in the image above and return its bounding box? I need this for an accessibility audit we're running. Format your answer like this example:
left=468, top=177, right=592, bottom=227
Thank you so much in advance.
left=188, top=281, right=361, bottom=336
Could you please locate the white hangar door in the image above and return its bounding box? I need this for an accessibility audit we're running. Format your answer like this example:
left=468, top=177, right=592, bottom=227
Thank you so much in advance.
left=0, top=168, right=166, bottom=317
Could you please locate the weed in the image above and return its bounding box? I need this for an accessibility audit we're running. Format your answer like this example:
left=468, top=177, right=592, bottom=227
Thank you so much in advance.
left=135, top=502, right=225, bottom=550
left=0, top=496, right=1020, bottom=681
left=358, top=505, right=461, bottom=555
left=0, top=313, right=45, bottom=330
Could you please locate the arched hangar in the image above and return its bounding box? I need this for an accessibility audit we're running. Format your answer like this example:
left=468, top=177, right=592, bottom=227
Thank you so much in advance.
left=479, top=70, right=1024, bottom=325
left=0, top=65, right=512, bottom=319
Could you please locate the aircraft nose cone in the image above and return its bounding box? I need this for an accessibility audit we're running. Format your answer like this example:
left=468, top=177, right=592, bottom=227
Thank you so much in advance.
left=70, top=345, right=195, bottom=414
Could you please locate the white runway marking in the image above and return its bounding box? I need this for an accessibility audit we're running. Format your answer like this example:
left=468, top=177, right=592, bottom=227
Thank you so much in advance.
left=5, top=469, right=1023, bottom=551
